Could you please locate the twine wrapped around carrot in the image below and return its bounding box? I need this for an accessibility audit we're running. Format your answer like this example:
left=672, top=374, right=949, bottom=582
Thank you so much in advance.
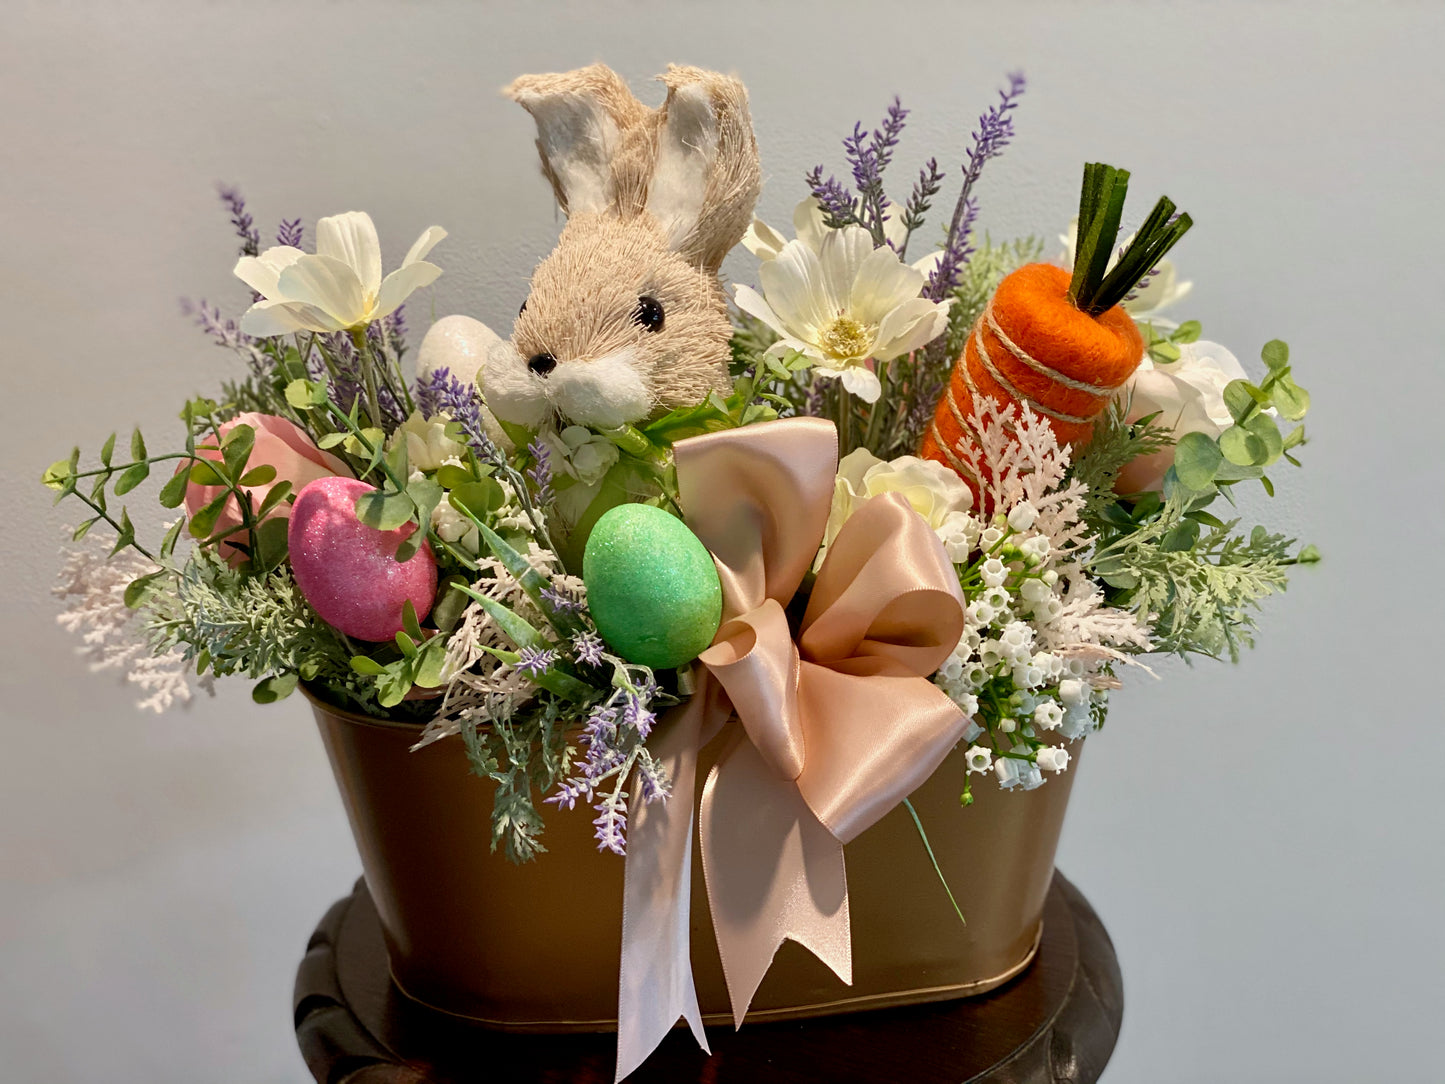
left=921, top=163, right=1191, bottom=503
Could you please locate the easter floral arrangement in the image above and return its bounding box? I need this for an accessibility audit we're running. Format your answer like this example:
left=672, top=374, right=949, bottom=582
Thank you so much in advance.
left=46, top=64, right=1314, bottom=1076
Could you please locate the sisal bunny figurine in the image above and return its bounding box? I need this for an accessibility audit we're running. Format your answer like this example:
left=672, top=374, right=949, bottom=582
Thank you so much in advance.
left=416, top=63, right=762, bottom=434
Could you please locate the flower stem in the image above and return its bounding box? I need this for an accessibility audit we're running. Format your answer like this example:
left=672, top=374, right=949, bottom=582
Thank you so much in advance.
left=350, top=327, right=384, bottom=429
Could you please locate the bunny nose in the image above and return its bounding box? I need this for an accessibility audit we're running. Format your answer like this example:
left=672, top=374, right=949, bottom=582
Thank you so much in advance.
left=527, top=352, right=557, bottom=376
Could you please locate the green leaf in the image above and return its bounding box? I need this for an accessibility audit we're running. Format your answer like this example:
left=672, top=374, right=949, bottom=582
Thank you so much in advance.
left=158, top=467, right=190, bottom=509
left=448, top=479, right=507, bottom=519
left=256, top=480, right=293, bottom=519
left=130, top=428, right=147, bottom=460
left=189, top=459, right=227, bottom=486
left=1184, top=509, right=1227, bottom=530
left=124, top=570, right=167, bottom=609
left=350, top=655, right=388, bottom=676
left=453, top=584, right=548, bottom=650
left=377, top=666, right=412, bottom=708
left=1270, top=376, right=1310, bottom=421
left=113, top=461, right=150, bottom=495
left=395, top=630, right=419, bottom=658
left=72, top=517, right=98, bottom=541
left=160, top=517, right=185, bottom=559
left=110, top=508, right=136, bottom=556
left=1260, top=474, right=1275, bottom=497
left=407, top=477, right=443, bottom=530
left=1297, top=543, right=1321, bottom=564
left=1283, top=424, right=1307, bottom=451
left=1219, top=425, right=1268, bottom=467
left=250, top=516, right=289, bottom=572
left=1260, top=339, right=1290, bottom=371
left=221, top=423, right=255, bottom=479
left=1151, top=341, right=1181, bottom=362
left=1244, top=413, right=1284, bottom=465
left=355, top=488, right=415, bottom=532
left=100, top=432, right=116, bottom=467
left=317, top=431, right=349, bottom=450
left=470, top=516, right=586, bottom=637
left=41, top=457, right=75, bottom=492
left=238, top=464, right=278, bottom=487
left=1161, top=519, right=1201, bottom=552
left=1172, top=320, right=1202, bottom=343
left=1173, top=431, right=1223, bottom=490
left=434, top=463, right=476, bottom=490
left=431, top=577, right=469, bottom=635
left=252, top=672, right=299, bottom=704
left=413, top=640, right=448, bottom=689
left=1222, top=380, right=1260, bottom=425
left=189, top=491, right=231, bottom=538
left=401, top=599, right=425, bottom=642
left=285, top=379, right=315, bottom=409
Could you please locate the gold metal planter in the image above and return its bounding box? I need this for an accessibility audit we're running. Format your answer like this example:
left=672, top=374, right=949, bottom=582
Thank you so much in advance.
left=309, top=690, right=1078, bottom=1030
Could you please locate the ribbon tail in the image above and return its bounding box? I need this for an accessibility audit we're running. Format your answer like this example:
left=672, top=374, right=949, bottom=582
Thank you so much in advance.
left=699, top=733, right=853, bottom=1029
left=615, top=696, right=711, bottom=1082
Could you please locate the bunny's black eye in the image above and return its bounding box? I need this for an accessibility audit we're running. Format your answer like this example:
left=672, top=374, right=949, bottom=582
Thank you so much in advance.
left=634, top=296, right=665, bottom=332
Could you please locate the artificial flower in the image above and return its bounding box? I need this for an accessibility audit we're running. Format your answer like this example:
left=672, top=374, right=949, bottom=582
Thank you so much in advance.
left=235, top=212, right=446, bottom=336
left=1116, top=339, right=1252, bottom=493
left=184, top=412, right=348, bottom=562
left=543, top=425, right=621, bottom=487
left=1060, top=216, right=1192, bottom=321
left=744, top=197, right=940, bottom=274
left=390, top=411, right=467, bottom=473
left=735, top=223, right=950, bottom=402
left=819, top=448, right=973, bottom=567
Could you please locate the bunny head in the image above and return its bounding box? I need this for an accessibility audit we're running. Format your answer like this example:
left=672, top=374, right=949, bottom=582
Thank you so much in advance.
left=483, top=63, right=762, bottom=431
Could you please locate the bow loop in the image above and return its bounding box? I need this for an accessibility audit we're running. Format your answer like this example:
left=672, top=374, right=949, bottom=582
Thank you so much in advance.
left=800, top=492, right=967, bottom=679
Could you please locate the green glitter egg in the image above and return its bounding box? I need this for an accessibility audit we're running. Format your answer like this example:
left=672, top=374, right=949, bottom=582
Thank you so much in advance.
left=582, top=503, right=723, bottom=670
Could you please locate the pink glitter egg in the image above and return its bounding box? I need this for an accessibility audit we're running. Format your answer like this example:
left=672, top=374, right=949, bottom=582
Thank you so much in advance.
left=288, top=476, right=437, bottom=642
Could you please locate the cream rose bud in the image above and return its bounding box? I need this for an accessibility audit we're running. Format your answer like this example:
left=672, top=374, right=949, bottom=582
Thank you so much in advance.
left=1116, top=340, right=1253, bottom=494
left=820, top=448, right=974, bottom=566
left=391, top=411, right=467, bottom=472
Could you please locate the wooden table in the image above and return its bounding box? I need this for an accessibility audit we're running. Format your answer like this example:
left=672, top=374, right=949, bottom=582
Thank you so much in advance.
left=295, top=872, right=1122, bottom=1083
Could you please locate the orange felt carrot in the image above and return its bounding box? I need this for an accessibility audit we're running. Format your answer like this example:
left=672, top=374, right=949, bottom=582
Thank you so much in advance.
left=921, top=163, right=1191, bottom=500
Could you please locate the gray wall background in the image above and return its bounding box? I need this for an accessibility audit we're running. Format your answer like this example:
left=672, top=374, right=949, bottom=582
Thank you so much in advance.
left=3, top=2, right=1441, bottom=1081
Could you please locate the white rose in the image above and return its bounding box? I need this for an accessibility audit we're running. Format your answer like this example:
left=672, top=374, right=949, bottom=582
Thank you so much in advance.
left=1116, top=340, right=1252, bottom=494
left=818, top=449, right=975, bottom=567
left=391, top=410, right=467, bottom=472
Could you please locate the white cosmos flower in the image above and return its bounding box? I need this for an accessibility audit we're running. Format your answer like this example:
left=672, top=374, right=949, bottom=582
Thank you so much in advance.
left=1059, top=216, right=1191, bottom=323
left=235, top=211, right=446, bottom=336
left=735, top=222, right=950, bottom=403
left=745, top=197, right=940, bottom=275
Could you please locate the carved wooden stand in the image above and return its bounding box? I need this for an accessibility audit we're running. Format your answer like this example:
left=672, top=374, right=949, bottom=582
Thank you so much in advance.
left=294, top=871, right=1122, bottom=1083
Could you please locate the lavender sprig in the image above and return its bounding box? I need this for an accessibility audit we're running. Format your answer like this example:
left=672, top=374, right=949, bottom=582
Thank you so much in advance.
left=526, top=438, right=555, bottom=509
left=415, top=366, right=496, bottom=457
left=804, top=165, right=859, bottom=230
left=515, top=645, right=558, bottom=678
left=927, top=72, right=1026, bottom=300
left=900, top=157, right=945, bottom=259
left=216, top=183, right=260, bottom=258
left=276, top=218, right=303, bottom=248
left=178, top=298, right=269, bottom=376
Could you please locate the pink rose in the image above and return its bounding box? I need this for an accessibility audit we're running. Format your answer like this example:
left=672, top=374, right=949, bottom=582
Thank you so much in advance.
left=184, top=412, right=349, bottom=562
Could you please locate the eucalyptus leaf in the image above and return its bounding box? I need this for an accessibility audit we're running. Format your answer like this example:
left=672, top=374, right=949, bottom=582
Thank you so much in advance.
left=1271, top=376, right=1310, bottom=421
left=1172, top=320, right=1201, bottom=343
left=1282, top=424, right=1306, bottom=451
left=431, top=577, right=469, bottom=635
left=449, top=480, right=506, bottom=519
left=1161, top=519, right=1201, bottom=552
left=221, top=424, right=255, bottom=479
left=1244, top=413, right=1284, bottom=464
left=1223, top=381, right=1258, bottom=425
left=1260, top=339, right=1290, bottom=371
left=123, top=570, right=166, bottom=609
left=434, top=464, right=475, bottom=490
left=41, top=458, right=75, bottom=492
left=1172, top=431, right=1222, bottom=490
left=252, top=672, right=299, bottom=703
left=1219, top=425, right=1268, bottom=467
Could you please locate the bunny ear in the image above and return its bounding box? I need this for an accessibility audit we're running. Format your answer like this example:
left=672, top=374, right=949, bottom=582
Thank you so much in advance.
left=648, top=65, right=762, bottom=272
left=505, top=64, right=650, bottom=216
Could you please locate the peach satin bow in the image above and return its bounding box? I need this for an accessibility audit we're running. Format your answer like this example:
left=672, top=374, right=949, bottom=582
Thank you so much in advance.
left=615, top=417, right=968, bottom=1081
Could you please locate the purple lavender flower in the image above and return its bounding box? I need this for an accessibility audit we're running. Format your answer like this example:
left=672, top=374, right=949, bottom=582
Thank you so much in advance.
left=526, top=439, right=555, bottom=507
left=414, top=366, right=496, bottom=458
left=276, top=218, right=304, bottom=248
left=593, top=800, right=628, bottom=856
left=539, top=584, right=586, bottom=615
left=384, top=305, right=408, bottom=357
left=636, top=756, right=672, bottom=805
left=927, top=72, right=1026, bottom=300
left=622, top=692, right=656, bottom=741
left=179, top=298, right=269, bottom=376
left=804, top=165, right=859, bottom=230
left=514, top=645, right=558, bottom=678
left=570, top=630, right=606, bottom=667
left=216, top=183, right=261, bottom=257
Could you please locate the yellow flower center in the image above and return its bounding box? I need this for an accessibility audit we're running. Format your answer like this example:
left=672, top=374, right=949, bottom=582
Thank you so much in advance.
left=818, top=315, right=873, bottom=361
